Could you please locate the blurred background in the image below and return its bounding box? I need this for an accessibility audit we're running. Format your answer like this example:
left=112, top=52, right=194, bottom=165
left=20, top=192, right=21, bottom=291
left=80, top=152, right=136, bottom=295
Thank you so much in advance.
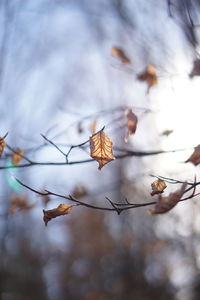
left=1, top=0, right=200, bottom=299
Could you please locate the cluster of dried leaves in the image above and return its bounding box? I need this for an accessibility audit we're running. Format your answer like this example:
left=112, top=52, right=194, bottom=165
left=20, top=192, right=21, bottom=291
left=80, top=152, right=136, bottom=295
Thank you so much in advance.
left=111, top=46, right=158, bottom=93
left=1, top=47, right=200, bottom=226
left=1, top=100, right=200, bottom=226
left=149, top=180, right=187, bottom=215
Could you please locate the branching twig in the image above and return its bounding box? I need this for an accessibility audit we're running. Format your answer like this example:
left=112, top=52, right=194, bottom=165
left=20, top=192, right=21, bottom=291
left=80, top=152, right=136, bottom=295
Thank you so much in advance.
left=15, top=177, right=200, bottom=216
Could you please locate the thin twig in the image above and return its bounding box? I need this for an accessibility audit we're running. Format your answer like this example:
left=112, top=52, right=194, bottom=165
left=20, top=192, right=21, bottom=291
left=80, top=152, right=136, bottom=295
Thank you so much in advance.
left=6, top=144, right=33, bottom=164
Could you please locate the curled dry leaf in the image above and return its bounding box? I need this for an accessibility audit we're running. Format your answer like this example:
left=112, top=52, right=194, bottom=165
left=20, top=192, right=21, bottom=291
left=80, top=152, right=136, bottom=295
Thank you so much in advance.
left=148, top=182, right=187, bottom=215
left=12, top=148, right=24, bottom=165
left=151, top=179, right=167, bottom=196
left=124, top=109, right=138, bottom=142
left=137, top=64, right=158, bottom=92
left=185, top=145, right=200, bottom=166
left=43, top=204, right=73, bottom=226
left=189, top=59, right=200, bottom=78
left=90, top=129, right=115, bottom=170
left=0, top=132, right=8, bottom=158
left=9, top=194, right=34, bottom=214
left=111, top=47, right=131, bottom=64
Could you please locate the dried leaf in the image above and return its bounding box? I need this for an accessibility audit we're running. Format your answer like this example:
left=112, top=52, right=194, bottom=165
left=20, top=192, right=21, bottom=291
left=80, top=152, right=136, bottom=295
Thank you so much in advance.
left=148, top=182, right=187, bottom=215
left=72, top=185, right=88, bottom=199
left=189, top=59, right=200, bottom=78
left=9, top=194, right=34, bottom=215
left=0, top=133, right=8, bottom=158
left=111, top=47, right=131, bottom=64
left=12, top=148, right=24, bottom=165
left=151, top=179, right=167, bottom=196
left=185, top=145, right=200, bottom=166
left=90, top=129, right=115, bottom=170
left=161, top=129, right=173, bottom=136
left=43, top=204, right=73, bottom=226
left=89, top=120, right=97, bottom=134
left=137, top=64, right=158, bottom=92
left=124, top=109, right=138, bottom=142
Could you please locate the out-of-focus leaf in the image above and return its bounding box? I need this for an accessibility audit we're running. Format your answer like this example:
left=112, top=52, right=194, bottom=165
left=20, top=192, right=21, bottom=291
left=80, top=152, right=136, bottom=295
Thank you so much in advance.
left=89, top=120, right=97, bottom=134
left=185, top=145, right=200, bottom=166
left=77, top=122, right=83, bottom=134
left=148, top=182, right=187, bottom=215
left=9, top=194, right=34, bottom=214
left=72, top=185, right=88, bottom=199
left=90, top=129, right=115, bottom=170
left=0, top=133, right=8, bottom=158
left=151, top=179, right=167, bottom=196
left=43, top=204, right=73, bottom=226
left=124, top=109, right=138, bottom=142
left=12, top=148, right=24, bottom=165
left=189, top=59, right=200, bottom=78
left=137, top=64, right=157, bottom=92
left=111, top=47, right=131, bottom=64
left=161, top=129, right=173, bottom=136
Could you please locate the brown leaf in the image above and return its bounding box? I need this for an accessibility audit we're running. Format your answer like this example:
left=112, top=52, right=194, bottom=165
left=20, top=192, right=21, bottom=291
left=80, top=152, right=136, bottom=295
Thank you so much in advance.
left=148, top=182, right=187, bottom=215
left=161, top=129, right=173, bottom=136
left=111, top=47, right=131, bottom=64
left=137, top=64, right=158, bottom=92
left=72, top=185, right=88, bottom=199
left=0, top=132, right=8, bottom=158
left=43, top=204, right=73, bottom=226
left=151, top=179, right=167, bottom=196
left=124, top=109, right=138, bottom=142
left=189, top=59, right=200, bottom=78
left=9, top=194, right=34, bottom=215
left=90, top=129, right=115, bottom=170
left=12, top=148, right=24, bottom=165
left=185, top=145, right=200, bottom=166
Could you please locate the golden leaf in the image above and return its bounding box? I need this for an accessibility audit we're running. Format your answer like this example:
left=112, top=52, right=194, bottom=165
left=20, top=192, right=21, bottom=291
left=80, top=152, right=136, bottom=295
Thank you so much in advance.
left=189, top=59, right=200, bottom=78
left=151, top=179, right=167, bottom=196
left=43, top=204, right=73, bottom=226
left=185, top=145, right=200, bottom=166
left=12, top=148, right=24, bottom=165
left=137, top=64, right=158, bottom=92
left=0, top=132, right=8, bottom=158
left=90, top=129, right=115, bottom=170
left=148, top=182, right=187, bottom=215
left=124, top=109, right=138, bottom=142
left=111, top=47, right=131, bottom=64
left=9, top=194, right=34, bottom=215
